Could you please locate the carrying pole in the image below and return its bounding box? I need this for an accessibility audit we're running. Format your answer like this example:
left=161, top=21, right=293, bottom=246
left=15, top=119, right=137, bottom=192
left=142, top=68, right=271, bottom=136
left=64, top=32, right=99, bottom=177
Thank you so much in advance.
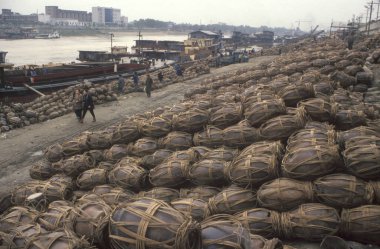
left=23, top=83, right=45, bottom=96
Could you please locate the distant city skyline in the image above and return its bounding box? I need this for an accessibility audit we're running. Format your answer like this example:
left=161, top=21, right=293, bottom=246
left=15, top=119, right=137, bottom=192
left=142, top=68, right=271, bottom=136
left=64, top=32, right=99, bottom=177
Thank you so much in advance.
left=1, top=0, right=367, bottom=30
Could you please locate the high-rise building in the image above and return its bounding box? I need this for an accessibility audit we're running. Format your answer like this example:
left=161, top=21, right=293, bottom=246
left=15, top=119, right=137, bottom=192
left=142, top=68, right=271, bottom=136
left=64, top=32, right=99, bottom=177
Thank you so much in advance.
left=92, top=7, right=121, bottom=25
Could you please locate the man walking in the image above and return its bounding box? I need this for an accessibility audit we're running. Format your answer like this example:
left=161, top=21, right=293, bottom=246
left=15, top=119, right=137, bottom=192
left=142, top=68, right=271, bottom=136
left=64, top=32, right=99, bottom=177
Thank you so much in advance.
left=347, top=31, right=355, bottom=50
left=158, top=71, right=163, bottom=83
left=145, top=74, right=153, bottom=97
left=117, top=74, right=125, bottom=94
left=81, top=88, right=96, bottom=122
left=133, top=71, right=139, bottom=90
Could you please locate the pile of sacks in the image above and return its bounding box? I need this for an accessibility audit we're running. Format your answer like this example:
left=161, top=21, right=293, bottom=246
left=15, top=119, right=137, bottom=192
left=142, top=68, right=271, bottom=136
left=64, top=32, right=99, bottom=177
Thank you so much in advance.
left=0, top=37, right=379, bottom=248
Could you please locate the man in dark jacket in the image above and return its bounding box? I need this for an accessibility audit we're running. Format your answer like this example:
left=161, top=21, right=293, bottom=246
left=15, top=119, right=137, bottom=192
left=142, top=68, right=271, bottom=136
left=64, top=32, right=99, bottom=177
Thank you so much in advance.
left=81, top=88, right=96, bottom=122
left=145, top=74, right=153, bottom=97
left=133, top=71, right=139, bottom=89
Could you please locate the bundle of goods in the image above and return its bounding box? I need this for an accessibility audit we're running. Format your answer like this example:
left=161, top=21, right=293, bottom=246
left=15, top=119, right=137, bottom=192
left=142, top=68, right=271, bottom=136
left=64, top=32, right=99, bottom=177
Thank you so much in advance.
left=3, top=37, right=380, bottom=248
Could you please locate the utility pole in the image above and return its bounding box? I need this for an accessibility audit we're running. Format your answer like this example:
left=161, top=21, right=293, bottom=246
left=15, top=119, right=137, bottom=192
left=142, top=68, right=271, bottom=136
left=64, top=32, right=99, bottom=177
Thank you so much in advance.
left=368, top=0, right=374, bottom=35
left=377, top=0, right=380, bottom=19
left=365, top=5, right=370, bottom=33
left=329, top=20, right=333, bottom=37
left=110, top=33, right=114, bottom=61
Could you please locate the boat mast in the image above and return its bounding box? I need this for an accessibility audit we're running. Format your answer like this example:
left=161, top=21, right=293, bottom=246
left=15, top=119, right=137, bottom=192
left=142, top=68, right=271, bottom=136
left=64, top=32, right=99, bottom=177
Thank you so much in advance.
left=138, top=30, right=143, bottom=63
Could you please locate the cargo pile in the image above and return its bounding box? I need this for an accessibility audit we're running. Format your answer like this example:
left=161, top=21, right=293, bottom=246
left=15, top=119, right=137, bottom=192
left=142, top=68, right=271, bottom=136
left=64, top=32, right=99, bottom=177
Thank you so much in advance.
left=0, top=61, right=210, bottom=134
left=1, top=37, right=380, bottom=248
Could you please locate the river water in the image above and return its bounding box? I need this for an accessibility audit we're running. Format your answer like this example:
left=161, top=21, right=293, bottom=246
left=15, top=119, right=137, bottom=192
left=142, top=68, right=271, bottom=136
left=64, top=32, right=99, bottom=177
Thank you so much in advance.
left=0, top=33, right=187, bottom=67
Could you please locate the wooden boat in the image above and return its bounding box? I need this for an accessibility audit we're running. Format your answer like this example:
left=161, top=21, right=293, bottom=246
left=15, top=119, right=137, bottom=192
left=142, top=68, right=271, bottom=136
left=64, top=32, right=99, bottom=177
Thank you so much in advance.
left=5, top=61, right=147, bottom=87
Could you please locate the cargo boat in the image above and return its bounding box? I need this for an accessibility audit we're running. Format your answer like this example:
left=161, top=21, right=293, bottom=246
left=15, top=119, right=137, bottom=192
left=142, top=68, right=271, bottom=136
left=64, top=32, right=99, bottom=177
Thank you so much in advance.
left=0, top=60, right=148, bottom=102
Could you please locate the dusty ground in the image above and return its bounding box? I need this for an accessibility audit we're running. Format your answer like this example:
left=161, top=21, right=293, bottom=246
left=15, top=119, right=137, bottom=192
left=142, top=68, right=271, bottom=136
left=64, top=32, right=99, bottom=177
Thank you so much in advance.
left=0, top=56, right=277, bottom=195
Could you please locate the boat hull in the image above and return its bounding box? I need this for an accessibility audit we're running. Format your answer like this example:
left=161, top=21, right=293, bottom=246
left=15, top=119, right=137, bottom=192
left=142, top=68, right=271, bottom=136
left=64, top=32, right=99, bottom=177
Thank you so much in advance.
left=6, top=63, right=147, bottom=86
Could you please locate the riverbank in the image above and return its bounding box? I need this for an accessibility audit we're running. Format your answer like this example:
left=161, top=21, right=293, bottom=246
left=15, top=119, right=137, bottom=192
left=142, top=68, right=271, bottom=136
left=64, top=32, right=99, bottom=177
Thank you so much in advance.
left=0, top=56, right=277, bottom=196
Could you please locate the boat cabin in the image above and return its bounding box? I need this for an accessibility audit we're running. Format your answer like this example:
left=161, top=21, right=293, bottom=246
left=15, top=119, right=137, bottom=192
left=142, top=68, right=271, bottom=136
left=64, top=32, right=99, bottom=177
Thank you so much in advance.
left=78, top=51, right=112, bottom=62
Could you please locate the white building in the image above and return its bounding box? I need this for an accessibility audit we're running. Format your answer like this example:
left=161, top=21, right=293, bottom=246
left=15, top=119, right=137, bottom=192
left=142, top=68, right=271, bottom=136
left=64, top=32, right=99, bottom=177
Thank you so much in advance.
left=92, top=7, right=121, bottom=25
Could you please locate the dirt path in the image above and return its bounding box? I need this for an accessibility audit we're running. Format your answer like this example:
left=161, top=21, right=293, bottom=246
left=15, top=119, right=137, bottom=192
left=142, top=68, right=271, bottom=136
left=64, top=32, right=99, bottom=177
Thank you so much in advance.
left=0, top=56, right=277, bottom=195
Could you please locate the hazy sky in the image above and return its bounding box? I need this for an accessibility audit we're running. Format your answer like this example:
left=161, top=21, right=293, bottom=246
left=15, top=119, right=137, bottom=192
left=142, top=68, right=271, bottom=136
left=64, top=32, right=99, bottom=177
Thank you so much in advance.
left=0, top=0, right=367, bottom=30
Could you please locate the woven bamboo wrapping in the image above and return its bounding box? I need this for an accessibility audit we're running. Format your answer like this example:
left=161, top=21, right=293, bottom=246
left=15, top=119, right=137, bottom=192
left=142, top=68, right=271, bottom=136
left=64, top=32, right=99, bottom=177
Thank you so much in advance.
left=110, top=121, right=140, bottom=144
left=259, top=107, right=307, bottom=140
left=312, top=58, right=330, bottom=68
left=244, top=99, right=287, bottom=127
left=234, top=208, right=280, bottom=238
left=337, top=126, right=379, bottom=147
left=26, top=229, right=92, bottom=249
left=330, top=71, right=356, bottom=88
left=149, top=160, right=190, bottom=187
left=304, top=121, right=335, bottom=131
left=222, top=124, right=260, bottom=148
left=29, top=160, right=55, bottom=180
left=286, top=129, right=336, bottom=151
left=172, top=109, right=209, bottom=133
left=41, top=180, right=72, bottom=203
left=313, top=82, right=335, bottom=95
left=0, top=206, right=39, bottom=232
left=109, top=198, right=201, bottom=249
left=188, top=159, right=229, bottom=186
left=281, top=203, right=340, bottom=241
left=0, top=223, right=47, bottom=248
left=341, top=205, right=380, bottom=244
left=61, top=136, right=88, bottom=157
left=11, top=181, right=44, bottom=205
left=76, top=168, right=108, bottom=191
left=343, top=143, right=380, bottom=180
left=171, top=198, right=210, bottom=221
left=108, top=163, right=147, bottom=191
left=250, top=234, right=283, bottom=249
left=86, top=131, right=112, bottom=150
left=313, top=174, right=374, bottom=208
left=257, top=178, right=314, bottom=212
left=202, top=147, right=239, bottom=162
left=333, top=110, right=367, bottom=131
left=200, top=214, right=251, bottom=249
left=281, top=145, right=341, bottom=180
left=61, top=154, right=95, bottom=177
left=238, top=141, right=284, bottom=160
left=44, top=143, right=63, bottom=163
left=104, top=144, right=129, bottom=162
left=100, top=188, right=134, bottom=207
left=68, top=200, right=112, bottom=247
left=92, top=184, right=116, bottom=195
left=242, top=93, right=277, bottom=109
left=228, top=155, right=280, bottom=187
left=208, top=185, right=257, bottom=215
left=179, top=186, right=220, bottom=201
left=209, top=104, right=243, bottom=129
left=344, top=135, right=380, bottom=148
left=370, top=181, right=380, bottom=204
left=193, top=126, right=224, bottom=148
left=141, top=149, right=173, bottom=169
left=278, top=83, right=314, bottom=107
left=191, top=146, right=213, bottom=157
left=37, top=205, right=72, bottom=231
left=138, top=187, right=180, bottom=203
left=298, top=98, right=334, bottom=122
left=139, top=116, right=172, bottom=137
left=84, top=150, right=104, bottom=164
left=129, top=137, right=158, bottom=157
left=287, top=128, right=336, bottom=145
left=47, top=174, right=74, bottom=190
left=158, top=131, right=193, bottom=151
left=166, top=149, right=200, bottom=163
